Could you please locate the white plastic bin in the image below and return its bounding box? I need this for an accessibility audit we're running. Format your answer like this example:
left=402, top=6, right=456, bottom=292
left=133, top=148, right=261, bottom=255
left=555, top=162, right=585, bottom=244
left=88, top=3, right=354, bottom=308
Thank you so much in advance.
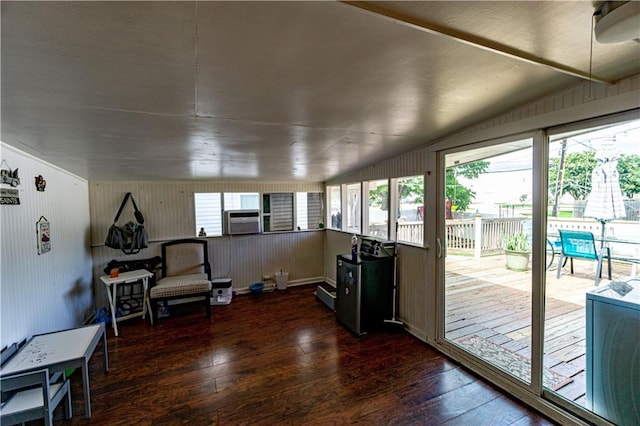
left=275, top=272, right=289, bottom=290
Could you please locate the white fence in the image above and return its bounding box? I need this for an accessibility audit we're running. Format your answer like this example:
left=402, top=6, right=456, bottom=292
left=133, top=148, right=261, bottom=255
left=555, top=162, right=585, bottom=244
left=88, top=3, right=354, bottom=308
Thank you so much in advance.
left=396, top=216, right=640, bottom=259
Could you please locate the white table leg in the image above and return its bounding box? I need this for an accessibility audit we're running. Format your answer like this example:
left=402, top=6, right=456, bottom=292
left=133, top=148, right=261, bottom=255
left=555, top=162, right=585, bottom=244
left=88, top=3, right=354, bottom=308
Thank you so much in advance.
left=101, top=325, right=109, bottom=372
left=110, top=282, right=119, bottom=337
left=82, top=358, right=91, bottom=418
left=141, top=277, right=147, bottom=320
left=143, top=277, right=154, bottom=325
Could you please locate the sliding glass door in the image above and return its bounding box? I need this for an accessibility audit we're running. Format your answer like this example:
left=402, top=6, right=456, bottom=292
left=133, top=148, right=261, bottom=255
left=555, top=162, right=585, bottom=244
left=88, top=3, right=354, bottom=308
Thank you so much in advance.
left=442, top=137, right=534, bottom=386
left=438, top=112, right=639, bottom=425
left=543, top=117, right=640, bottom=425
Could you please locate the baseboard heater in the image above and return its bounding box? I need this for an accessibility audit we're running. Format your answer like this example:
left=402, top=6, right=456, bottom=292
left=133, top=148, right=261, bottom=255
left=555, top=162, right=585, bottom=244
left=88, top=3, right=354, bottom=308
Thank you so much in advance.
left=315, top=285, right=336, bottom=311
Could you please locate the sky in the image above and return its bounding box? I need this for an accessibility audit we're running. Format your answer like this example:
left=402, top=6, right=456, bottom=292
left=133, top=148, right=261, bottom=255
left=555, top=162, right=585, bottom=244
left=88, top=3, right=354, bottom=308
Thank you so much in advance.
left=458, top=119, right=639, bottom=217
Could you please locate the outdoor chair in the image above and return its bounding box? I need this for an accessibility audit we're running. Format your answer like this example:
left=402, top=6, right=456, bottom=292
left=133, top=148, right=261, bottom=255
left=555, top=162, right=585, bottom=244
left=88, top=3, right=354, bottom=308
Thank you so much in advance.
left=545, top=237, right=563, bottom=270
left=556, top=229, right=611, bottom=285
left=150, top=238, right=212, bottom=322
left=0, top=367, right=72, bottom=426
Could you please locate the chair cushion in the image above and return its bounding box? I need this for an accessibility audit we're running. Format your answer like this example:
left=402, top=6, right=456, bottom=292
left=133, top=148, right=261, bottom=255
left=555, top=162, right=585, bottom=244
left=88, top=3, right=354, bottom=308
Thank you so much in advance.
left=150, top=273, right=211, bottom=298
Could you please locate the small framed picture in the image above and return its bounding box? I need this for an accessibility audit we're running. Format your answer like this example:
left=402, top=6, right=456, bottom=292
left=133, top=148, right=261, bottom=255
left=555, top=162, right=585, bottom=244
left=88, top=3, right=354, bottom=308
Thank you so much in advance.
left=37, top=216, right=51, bottom=255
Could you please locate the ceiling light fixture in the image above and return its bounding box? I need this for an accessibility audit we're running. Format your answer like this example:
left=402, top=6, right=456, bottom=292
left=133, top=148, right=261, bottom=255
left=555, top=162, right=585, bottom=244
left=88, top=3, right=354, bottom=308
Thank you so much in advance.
left=594, top=1, right=640, bottom=43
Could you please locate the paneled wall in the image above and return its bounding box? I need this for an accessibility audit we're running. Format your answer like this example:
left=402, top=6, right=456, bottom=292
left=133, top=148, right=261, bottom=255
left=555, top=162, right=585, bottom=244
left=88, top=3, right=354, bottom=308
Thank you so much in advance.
left=322, top=230, right=351, bottom=286
left=1, top=144, right=91, bottom=348
left=395, top=244, right=429, bottom=341
left=90, top=181, right=325, bottom=309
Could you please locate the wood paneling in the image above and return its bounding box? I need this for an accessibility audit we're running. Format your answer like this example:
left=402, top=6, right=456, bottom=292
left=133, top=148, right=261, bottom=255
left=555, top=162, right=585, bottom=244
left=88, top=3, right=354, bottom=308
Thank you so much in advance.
left=396, top=244, right=430, bottom=340
left=89, top=181, right=323, bottom=245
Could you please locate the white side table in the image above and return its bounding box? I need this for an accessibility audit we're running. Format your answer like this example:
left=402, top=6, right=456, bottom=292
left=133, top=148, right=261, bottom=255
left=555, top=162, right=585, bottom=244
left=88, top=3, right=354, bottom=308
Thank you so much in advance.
left=100, top=269, right=154, bottom=336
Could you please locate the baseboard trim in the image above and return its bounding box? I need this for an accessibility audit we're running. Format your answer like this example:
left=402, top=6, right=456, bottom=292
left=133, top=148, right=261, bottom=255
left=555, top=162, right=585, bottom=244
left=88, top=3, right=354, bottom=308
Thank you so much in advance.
left=234, top=276, right=326, bottom=295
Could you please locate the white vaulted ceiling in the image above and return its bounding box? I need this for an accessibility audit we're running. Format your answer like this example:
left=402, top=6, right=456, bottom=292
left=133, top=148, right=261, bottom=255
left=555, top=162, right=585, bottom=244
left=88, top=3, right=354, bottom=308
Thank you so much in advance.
left=1, top=1, right=639, bottom=182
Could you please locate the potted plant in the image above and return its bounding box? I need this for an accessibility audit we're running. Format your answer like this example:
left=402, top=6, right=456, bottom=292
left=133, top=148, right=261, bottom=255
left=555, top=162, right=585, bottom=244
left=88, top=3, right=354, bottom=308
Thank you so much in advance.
left=504, top=232, right=531, bottom=271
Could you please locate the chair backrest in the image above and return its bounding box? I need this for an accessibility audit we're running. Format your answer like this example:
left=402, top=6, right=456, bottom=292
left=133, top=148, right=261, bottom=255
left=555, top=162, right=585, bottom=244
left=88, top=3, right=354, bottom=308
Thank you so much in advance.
left=0, top=369, right=52, bottom=423
left=161, top=238, right=211, bottom=279
left=558, top=230, right=597, bottom=260
left=1, top=343, right=18, bottom=366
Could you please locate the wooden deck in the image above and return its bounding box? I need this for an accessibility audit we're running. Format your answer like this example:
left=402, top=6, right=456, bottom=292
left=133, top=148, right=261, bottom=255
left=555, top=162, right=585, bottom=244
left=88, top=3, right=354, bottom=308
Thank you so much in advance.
left=445, top=253, right=636, bottom=406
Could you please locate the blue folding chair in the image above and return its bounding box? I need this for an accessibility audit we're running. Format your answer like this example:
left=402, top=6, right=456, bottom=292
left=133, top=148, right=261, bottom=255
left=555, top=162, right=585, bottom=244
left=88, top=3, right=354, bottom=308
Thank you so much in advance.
left=556, top=229, right=611, bottom=285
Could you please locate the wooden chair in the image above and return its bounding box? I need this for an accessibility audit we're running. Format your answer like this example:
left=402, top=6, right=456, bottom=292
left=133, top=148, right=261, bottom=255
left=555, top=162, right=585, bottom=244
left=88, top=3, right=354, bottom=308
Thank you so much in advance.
left=556, top=229, right=611, bottom=285
left=150, top=238, right=212, bottom=321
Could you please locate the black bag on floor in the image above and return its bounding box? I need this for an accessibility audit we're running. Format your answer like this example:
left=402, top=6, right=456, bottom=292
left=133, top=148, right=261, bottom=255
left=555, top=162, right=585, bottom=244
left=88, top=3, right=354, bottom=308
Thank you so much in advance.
left=105, top=192, right=149, bottom=255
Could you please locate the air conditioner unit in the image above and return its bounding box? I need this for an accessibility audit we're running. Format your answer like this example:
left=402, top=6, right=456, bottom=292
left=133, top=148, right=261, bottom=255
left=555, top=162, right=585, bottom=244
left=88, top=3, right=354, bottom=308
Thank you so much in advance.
left=224, top=210, right=261, bottom=235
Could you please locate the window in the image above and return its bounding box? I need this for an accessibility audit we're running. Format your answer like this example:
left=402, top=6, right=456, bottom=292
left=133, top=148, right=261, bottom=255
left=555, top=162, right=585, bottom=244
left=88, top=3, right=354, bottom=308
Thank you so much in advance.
left=345, top=183, right=361, bottom=233
left=263, top=193, right=294, bottom=232
left=296, top=192, right=324, bottom=230
left=365, top=179, right=389, bottom=239
left=196, top=191, right=325, bottom=236
left=327, top=185, right=342, bottom=230
left=194, top=192, right=222, bottom=236
left=394, top=175, right=424, bottom=245
left=223, top=192, right=259, bottom=210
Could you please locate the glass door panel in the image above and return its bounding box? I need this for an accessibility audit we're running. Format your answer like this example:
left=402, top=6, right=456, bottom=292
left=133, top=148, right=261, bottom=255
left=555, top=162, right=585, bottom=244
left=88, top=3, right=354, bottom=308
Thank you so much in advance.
left=444, top=139, right=534, bottom=386
left=544, top=118, right=640, bottom=425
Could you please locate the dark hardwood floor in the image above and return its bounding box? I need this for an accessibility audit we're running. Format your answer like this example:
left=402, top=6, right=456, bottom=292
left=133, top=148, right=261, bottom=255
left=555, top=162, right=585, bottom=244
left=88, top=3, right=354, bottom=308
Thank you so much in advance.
left=62, top=284, right=556, bottom=425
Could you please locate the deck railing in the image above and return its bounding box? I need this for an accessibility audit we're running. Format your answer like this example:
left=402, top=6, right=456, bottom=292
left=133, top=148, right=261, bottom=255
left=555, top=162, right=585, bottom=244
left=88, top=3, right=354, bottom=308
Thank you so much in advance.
left=397, top=216, right=640, bottom=258
left=396, top=216, right=523, bottom=255
left=446, top=217, right=523, bottom=256
left=397, top=222, right=423, bottom=245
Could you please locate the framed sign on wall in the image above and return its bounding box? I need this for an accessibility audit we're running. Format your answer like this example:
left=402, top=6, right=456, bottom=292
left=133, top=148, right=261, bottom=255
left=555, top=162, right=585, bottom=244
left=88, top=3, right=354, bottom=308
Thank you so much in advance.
left=36, top=216, right=51, bottom=255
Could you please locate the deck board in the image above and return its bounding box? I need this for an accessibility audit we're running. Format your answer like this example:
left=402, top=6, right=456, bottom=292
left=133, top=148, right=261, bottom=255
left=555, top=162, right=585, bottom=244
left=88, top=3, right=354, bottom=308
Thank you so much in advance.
left=445, top=253, right=636, bottom=405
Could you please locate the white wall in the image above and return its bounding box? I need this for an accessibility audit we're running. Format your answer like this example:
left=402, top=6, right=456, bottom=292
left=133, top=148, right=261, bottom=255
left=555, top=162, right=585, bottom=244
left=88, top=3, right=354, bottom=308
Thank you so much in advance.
left=0, top=143, right=91, bottom=348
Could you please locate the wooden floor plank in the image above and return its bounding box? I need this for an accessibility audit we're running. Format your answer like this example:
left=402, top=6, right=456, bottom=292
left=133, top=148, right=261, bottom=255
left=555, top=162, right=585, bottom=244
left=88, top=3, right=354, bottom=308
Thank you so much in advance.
left=59, top=284, right=555, bottom=425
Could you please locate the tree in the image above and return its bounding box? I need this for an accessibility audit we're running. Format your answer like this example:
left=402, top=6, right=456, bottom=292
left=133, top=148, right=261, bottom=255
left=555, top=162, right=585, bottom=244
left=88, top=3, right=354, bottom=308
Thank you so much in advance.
left=369, top=176, right=424, bottom=217
left=398, top=176, right=424, bottom=205
left=369, top=177, right=423, bottom=211
left=549, top=151, right=596, bottom=200
left=618, top=154, right=640, bottom=198
left=446, top=161, right=490, bottom=213
left=549, top=151, right=640, bottom=200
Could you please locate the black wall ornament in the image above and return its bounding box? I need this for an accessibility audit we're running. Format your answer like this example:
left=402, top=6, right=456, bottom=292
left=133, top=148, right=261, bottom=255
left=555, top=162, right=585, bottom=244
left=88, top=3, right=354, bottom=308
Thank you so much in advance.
left=35, top=175, right=47, bottom=192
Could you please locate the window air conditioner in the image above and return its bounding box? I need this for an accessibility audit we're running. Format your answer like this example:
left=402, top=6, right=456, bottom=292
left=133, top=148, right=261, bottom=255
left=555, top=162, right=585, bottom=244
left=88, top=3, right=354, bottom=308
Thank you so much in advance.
left=224, top=210, right=261, bottom=235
